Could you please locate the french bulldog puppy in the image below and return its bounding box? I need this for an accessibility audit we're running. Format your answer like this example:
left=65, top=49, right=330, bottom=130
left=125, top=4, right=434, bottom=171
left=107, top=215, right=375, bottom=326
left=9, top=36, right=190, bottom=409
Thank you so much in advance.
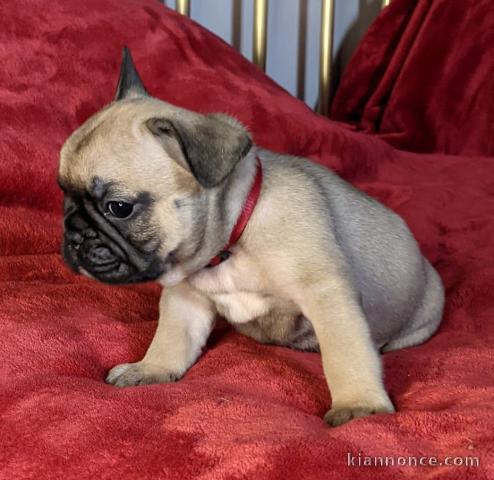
left=59, top=48, right=444, bottom=426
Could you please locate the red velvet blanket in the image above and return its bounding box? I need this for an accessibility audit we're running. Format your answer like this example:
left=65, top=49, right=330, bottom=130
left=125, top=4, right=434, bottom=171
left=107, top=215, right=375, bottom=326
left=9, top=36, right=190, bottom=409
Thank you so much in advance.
left=1, top=1, right=493, bottom=479
left=332, top=0, right=494, bottom=157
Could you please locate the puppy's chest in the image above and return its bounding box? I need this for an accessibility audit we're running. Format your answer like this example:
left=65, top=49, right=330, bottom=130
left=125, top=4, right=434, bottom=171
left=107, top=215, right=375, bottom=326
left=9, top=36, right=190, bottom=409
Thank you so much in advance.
left=188, top=259, right=280, bottom=324
left=213, top=290, right=275, bottom=324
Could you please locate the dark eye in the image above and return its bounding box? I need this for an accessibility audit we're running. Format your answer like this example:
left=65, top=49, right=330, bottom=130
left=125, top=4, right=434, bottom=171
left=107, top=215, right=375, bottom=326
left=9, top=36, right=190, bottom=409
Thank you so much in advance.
left=106, top=201, right=134, bottom=218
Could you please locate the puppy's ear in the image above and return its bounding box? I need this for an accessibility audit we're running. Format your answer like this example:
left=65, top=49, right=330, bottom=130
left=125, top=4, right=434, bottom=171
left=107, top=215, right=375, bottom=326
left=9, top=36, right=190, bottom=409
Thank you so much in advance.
left=115, top=47, right=149, bottom=100
left=146, top=114, right=252, bottom=188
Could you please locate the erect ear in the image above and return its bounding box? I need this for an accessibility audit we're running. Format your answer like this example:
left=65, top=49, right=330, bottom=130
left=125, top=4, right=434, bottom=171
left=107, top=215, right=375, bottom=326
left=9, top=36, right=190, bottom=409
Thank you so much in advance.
left=114, top=47, right=149, bottom=101
left=146, top=114, right=253, bottom=188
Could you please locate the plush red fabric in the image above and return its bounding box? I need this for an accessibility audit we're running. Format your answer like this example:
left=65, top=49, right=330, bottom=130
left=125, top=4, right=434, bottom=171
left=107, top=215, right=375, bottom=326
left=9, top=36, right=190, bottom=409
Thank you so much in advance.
left=1, top=1, right=493, bottom=479
left=331, top=0, right=494, bottom=156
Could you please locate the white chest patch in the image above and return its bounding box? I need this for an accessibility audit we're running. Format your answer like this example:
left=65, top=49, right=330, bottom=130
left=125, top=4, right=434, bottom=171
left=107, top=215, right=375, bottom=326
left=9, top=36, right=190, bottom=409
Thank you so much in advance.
left=188, top=251, right=275, bottom=324
left=212, top=291, right=271, bottom=324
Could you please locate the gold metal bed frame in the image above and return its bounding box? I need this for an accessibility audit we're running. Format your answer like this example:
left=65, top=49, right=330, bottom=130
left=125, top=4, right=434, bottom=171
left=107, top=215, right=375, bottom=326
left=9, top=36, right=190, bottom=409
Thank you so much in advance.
left=174, top=0, right=391, bottom=116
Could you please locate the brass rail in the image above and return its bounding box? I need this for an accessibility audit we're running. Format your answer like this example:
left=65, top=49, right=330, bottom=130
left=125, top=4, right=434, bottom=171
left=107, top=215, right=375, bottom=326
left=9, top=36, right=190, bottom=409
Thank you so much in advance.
left=253, top=0, right=268, bottom=71
left=176, top=0, right=190, bottom=17
left=317, top=0, right=334, bottom=115
left=173, top=0, right=391, bottom=115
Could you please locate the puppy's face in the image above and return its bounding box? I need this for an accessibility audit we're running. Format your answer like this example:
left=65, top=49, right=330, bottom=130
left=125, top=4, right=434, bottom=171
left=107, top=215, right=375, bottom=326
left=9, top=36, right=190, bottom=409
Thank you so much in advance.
left=59, top=49, right=251, bottom=285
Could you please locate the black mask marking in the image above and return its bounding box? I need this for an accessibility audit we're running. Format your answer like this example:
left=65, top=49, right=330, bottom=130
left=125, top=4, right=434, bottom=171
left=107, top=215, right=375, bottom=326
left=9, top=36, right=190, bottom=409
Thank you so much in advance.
left=62, top=191, right=165, bottom=284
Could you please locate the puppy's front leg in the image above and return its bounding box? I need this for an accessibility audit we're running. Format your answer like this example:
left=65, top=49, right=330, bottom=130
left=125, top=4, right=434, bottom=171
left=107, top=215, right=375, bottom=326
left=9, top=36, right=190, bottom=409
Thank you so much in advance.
left=296, top=278, right=394, bottom=426
left=106, top=282, right=215, bottom=387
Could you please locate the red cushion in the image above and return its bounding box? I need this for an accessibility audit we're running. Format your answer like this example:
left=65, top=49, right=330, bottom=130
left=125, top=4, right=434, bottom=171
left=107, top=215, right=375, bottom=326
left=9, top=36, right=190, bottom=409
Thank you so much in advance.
left=1, top=1, right=493, bottom=479
left=332, top=0, right=494, bottom=156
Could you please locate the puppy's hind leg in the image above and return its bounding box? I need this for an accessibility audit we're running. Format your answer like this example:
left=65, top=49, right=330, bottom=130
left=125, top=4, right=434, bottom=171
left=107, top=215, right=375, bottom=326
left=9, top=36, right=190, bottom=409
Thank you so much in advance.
left=292, top=274, right=394, bottom=427
left=382, top=261, right=444, bottom=353
left=106, top=282, right=215, bottom=387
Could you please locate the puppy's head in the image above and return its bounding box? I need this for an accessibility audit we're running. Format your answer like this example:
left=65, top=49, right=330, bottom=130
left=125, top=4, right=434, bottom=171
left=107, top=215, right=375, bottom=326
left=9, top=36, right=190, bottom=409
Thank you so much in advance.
left=59, top=48, right=252, bottom=285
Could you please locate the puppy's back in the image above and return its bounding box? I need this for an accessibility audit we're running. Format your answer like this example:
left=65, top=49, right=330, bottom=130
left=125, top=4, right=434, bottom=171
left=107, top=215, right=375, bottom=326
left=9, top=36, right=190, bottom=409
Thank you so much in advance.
left=261, top=151, right=443, bottom=347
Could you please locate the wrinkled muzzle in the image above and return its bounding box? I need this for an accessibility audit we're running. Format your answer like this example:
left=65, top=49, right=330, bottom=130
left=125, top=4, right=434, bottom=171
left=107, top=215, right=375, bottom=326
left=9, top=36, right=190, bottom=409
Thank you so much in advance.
left=62, top=196, right=164, bottom=284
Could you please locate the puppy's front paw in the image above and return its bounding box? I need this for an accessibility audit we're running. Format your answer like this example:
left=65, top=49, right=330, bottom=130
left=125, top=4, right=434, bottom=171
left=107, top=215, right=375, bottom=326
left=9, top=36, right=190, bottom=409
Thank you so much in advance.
left=324, top=398, right=395, bottom=427
left=105, top=362, right=182, bottom=387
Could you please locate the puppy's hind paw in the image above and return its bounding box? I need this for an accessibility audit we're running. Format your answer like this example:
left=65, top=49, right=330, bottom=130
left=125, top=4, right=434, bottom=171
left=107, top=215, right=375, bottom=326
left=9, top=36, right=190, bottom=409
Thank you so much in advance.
left=106, top=362, right=181, bottom=387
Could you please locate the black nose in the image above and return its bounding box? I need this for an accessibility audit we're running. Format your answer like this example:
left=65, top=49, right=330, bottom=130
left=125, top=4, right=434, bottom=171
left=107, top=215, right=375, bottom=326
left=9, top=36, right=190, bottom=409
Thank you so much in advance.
left=63, top=195, right=78, bottom=215
left=64, top=211, right=86, bottom=245
left=65, top=230, right=83, bottom=247
left=64, top=209, right=88, bottom=229
left=62, top=235, right=81, bottom=274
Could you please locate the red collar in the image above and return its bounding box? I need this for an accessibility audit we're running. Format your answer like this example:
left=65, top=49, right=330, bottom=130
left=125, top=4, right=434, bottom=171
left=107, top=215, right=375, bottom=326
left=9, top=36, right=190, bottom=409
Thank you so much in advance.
left=207, top=157, right=263, bottom=268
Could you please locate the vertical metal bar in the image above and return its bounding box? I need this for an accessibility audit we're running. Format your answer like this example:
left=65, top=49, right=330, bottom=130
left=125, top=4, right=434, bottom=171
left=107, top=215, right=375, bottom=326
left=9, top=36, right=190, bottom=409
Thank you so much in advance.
left=176, top=0, right=190, bottom=16
left=232, top=0, right=243, bottom=51
left=253, top=0, right=268, bottom=71
left=317, top=0, right=334, bottom=115
left=296, top=0, right=308, bottom=100
left=381, top=0, right=391, bottom=8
